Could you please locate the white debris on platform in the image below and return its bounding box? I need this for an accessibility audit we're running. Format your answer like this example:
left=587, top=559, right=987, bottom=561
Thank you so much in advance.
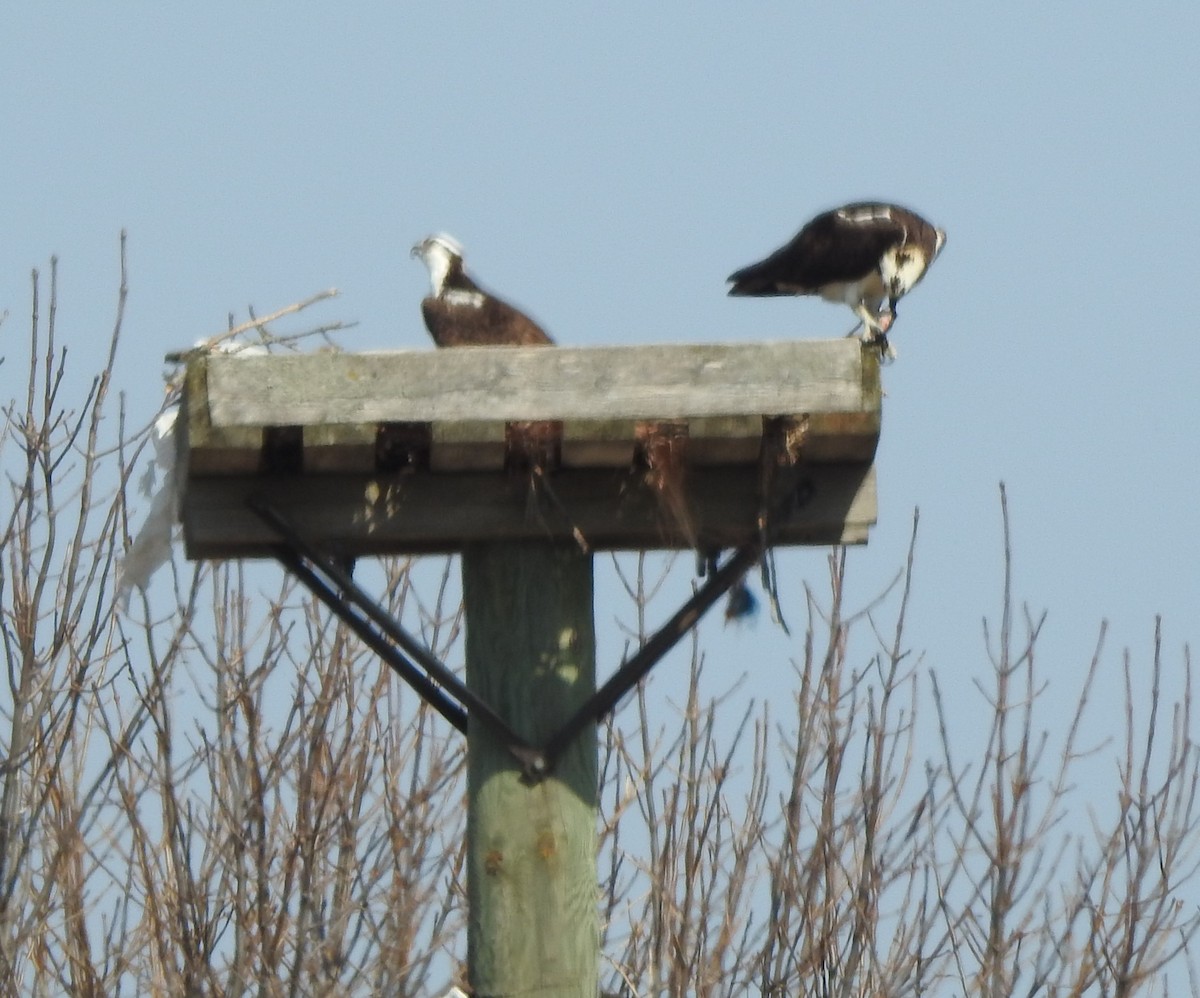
left=117, top=406, right=181, bottom=607
left=118, top=340, right=270, bottom=608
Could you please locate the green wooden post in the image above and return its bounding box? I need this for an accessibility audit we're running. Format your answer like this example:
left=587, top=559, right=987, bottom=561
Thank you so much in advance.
left=463, top=541, right=598, bottom=997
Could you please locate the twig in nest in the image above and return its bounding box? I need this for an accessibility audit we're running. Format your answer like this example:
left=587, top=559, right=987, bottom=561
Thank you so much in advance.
left=163, top=288, right=349, bottom=362
left=506, top=420, right=590, bottom=553
left=635, top=419, right=696, bottom=549
left=753, top=415, right=811, bottom=635
left=531, top=465, right=590, bottom=553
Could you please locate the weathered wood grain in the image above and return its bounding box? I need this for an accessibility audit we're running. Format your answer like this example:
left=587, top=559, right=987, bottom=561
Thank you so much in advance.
left=181, top=463, right=876, bottom=558
left=202, top=339, right=876, bottom=425
left=179, top=341, right=882, bottom=556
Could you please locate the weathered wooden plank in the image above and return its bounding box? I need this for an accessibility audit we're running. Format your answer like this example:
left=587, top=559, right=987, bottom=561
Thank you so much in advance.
left=559, top=419, right=639, bottom=468
left=803, top=410, right=881, bottom=462
left=179, top=342, right=882, bottom=555
left=181, top=413, right=878, bottom=478
left=181, top=463, right=876, bottom=559
left=430, top=420, right=507, bottom=472
left=180, top=360, right=264, bottom=474
left=203, top=339, right=876, bottom=426
left=301, top=423, right=377, bottom=473
left=182, top=342, right=880, bottom=477
left=182, top=412, right=878, bottom=476
left=688, top=415, right=768, bottom=465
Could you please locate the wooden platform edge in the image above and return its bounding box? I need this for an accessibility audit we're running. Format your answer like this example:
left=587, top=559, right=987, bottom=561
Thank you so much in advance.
left=200, top=338, right=879, bottom=426
left=182, top=341, right=882, bottom=476
left=181, top=463, right=878, bottom=560
left=178, top=341, right=882, bottom=558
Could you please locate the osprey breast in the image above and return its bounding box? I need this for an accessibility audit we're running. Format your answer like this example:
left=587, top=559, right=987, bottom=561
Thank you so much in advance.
left=879, top=245, right=931, bottom=298
left=444, top=289, right=486, bottom=309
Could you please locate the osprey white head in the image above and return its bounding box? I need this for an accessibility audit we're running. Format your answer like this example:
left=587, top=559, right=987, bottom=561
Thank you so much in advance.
left=411, top=233, right=465, bottom=296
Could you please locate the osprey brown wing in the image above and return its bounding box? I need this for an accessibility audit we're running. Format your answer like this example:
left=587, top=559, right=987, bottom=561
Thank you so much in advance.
left=481, top=295, right=555, bottom=345
left=727, top=207, right=908, bottom=296
left=419, top=294, right=554, bottom=347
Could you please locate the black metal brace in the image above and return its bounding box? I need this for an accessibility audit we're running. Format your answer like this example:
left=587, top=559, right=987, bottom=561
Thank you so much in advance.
left=540, top=539, right=763, bottom=766
left=248, top=425, right=809, bottom=783
left=249, top=501, right=767, bottom=781
left=249, top=497, right=549, bottom=775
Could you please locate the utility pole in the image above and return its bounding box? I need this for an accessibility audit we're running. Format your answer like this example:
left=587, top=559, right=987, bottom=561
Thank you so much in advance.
left=464, top=542, right=597, bottom=995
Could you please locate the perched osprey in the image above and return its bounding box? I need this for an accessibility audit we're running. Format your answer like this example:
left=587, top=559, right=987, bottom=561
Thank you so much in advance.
left=727, top=202, right=945, bottom=358
left=411, top=234, right=555, bottom=347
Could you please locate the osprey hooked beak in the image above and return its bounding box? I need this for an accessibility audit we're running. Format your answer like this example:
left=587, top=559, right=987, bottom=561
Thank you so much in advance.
left=412, top=233, right=467, bottom=297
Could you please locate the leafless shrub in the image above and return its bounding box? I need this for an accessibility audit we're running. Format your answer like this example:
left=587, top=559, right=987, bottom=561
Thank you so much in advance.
left=598, top=506, right=1200, bottom=998
left=1, top=245, right=1196, bottom=997
left=0, top=247, right=465, bottom=996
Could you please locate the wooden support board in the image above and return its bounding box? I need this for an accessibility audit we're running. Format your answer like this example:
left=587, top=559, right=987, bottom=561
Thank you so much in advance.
left=180, top=339, right=881, bottom=557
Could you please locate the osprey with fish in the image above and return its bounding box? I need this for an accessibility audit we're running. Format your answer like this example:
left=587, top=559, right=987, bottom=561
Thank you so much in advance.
left=727, top=202, right=946, bottom=358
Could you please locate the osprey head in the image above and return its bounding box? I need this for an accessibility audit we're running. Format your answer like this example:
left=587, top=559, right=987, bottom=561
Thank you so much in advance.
left=412, top=233, right=465, bottom=296
left=881, top=217, right=947, bottom=308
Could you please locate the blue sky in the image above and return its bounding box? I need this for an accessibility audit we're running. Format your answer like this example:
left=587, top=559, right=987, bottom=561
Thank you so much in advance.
left=3, top=0, right=1198, bottom=907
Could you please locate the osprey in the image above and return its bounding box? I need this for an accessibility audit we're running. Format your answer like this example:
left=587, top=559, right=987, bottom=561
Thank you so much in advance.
left=411, top=234, right=555, bottom=347
left=727, top=202, right=946, bottom=358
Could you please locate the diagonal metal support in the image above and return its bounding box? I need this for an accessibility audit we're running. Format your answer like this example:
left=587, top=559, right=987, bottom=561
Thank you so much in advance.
left=248, top=497, right=760, bottom=782
left=247, top=420, right=812, bottom=783
left=539, top=538, right=763, bottom=768
left=534, top=417, right=811, bottom=773
left=276, top=550, right=469, bottom=733
left=248, top=497, right=548, bottom=776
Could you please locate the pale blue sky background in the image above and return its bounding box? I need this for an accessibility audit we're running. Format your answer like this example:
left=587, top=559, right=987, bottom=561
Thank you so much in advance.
left=3, top=0, right=1198, bottom=942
